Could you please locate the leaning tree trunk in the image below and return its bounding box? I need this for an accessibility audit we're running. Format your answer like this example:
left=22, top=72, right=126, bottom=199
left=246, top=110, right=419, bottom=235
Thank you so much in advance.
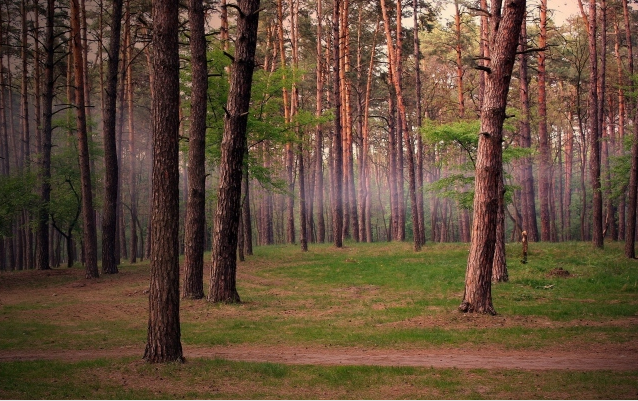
left=182, top=0, right=208, bottom=299
left=144, top=0, right=183, bottom=363
left=460, top=0, right=525, bottom=314
left=208, top=0, right=261, bottom=303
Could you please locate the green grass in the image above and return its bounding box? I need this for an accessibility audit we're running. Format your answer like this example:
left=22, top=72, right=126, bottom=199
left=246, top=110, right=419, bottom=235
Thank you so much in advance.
left=1, top=357, right=637, bottom=399
left=0, top=240, right=637, bottom=398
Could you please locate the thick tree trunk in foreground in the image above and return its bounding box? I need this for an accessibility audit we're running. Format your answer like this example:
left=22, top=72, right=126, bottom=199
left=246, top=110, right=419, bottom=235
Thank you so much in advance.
left=460, top=0, right=525, bottom=314
left=182, top=0, right=208, bottom=299
left=144, top=0, right=183, bottom=363
left=208, top=0, right=261, bottom=303
left=101, top=0, right=123, bottom=274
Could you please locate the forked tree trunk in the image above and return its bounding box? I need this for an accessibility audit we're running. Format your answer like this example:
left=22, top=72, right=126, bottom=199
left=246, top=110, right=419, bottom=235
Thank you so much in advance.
left=209, top=0, right=261, bottom=302
left=182, top=0, right=208, bottom=299
left=144, top=0, right=183, bottom=363
left=460, top=0, right=525, bottom=314
left=101, top=0, right=123, bottom=275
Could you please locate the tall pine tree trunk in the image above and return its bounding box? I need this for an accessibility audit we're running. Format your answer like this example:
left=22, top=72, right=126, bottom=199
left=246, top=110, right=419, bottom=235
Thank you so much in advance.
left=101, top=0, right=122, bottom=274
left=182, top=0, right=208, bottom=299
left=460, top=0, right=525, bottom=314
left=209, top=0, right=261, bottom=302
left=71, top=0, right=98, bottom=278
left=144, top=0, right=183, bottom=363
left=36, top=0, right=54, bottom=271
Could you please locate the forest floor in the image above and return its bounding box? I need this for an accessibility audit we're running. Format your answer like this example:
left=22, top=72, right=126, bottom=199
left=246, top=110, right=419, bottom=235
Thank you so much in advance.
left=1, top=342, right=637, bottom=371
left=1, top=242, right=637, bottom=398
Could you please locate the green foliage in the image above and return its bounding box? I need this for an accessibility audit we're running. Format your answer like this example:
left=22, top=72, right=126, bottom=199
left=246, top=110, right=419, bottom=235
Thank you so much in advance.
left=0, top=171, right=38, bottom=236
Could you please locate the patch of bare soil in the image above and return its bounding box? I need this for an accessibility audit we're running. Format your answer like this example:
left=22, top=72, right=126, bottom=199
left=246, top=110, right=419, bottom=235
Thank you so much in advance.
left=547, top=267, right=571, bottom=278
left=1, top=343, right=637, bottom=371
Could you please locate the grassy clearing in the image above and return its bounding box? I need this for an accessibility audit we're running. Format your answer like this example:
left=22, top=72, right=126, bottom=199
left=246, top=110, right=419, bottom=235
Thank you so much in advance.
left=1, top=357, right=637, bottom=399
left=0, top=241, right=637, bottom=398
left=1, top=241, right=637, bottom=351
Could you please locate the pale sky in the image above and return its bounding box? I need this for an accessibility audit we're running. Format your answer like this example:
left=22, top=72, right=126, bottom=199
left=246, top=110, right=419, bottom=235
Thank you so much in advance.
left=439, top=1, right=581, bottom=27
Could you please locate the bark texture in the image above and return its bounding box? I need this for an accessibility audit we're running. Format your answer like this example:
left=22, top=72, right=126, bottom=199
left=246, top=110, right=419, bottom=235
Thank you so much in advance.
left=144, top=0, right=183, bottom=363
left=208, top=0, right=261, bottom=303
left=182, top=0, right=208, bottom=299
left=71, top=0, right=99, bottom=278
left=460, top=0, right=525, bottom=314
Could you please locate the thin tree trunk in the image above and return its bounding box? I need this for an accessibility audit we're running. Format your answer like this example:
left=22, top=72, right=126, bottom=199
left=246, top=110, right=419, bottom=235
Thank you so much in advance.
left=71, top=0, right=98, bottom=278
left=517, top=17, right=539, bottom=241
left=36, top=0, right=54, bottom=271
left=331, top=0, right=343, bottom=248
left=182, top=0, right=208, bottom=299
left=538, top=0, right=552, bottom=242
left=380, top=0, right=420, bottom=251
left=101, top=0, right=123, bottom=274
left=242, top=157, right=253, bottom=255
left=314, top=0, right=326, bottom=243
left=587, top=0, right=603, bottom=248
left=126, top=0, right=138, bottom=263
left=414, top=0, right=425, bottom=247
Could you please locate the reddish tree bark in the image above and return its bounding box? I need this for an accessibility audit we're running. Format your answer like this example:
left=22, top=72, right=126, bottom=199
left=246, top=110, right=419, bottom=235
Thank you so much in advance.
left=460, top=0, right=525, bottom=314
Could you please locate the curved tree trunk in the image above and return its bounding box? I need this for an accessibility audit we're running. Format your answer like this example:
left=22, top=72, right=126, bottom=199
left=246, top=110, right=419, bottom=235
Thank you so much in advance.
left=209, top=0, right=261, bottom=302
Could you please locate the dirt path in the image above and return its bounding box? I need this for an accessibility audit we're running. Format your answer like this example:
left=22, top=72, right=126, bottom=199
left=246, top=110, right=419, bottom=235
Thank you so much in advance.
left=1, top=344, right=636, bottom=371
